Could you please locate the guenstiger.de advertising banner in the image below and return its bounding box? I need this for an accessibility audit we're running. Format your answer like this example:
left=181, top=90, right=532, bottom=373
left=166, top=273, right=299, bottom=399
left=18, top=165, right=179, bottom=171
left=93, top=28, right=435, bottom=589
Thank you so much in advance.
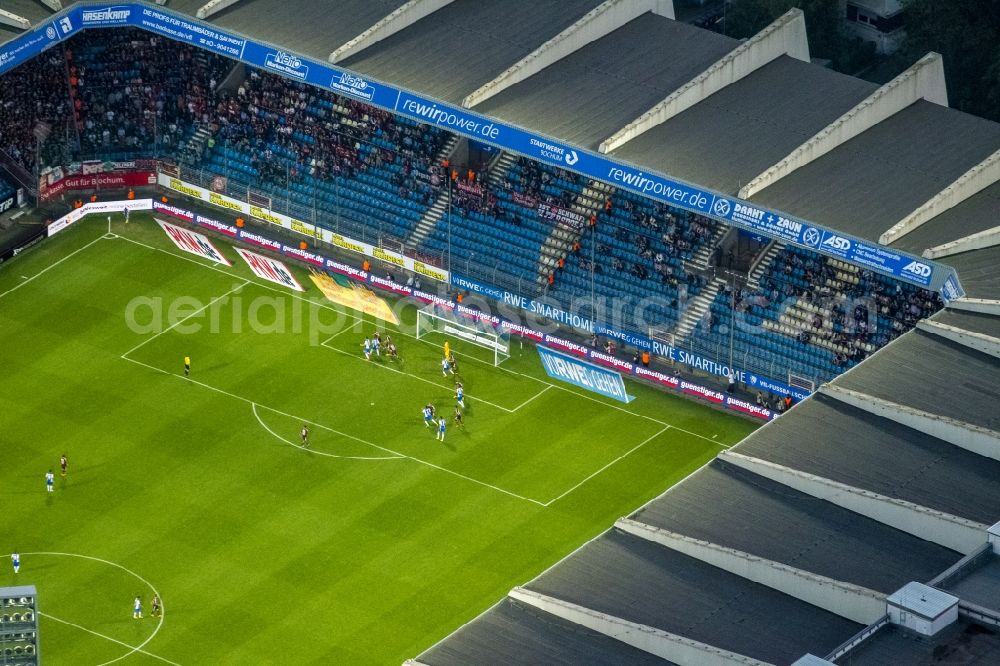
left=158, top=172, right=449, bottom=283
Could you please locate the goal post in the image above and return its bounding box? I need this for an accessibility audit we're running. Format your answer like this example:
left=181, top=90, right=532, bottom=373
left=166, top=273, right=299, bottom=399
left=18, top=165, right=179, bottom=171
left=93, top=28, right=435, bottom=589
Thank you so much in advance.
left=416, top=306, right=511, bottom=367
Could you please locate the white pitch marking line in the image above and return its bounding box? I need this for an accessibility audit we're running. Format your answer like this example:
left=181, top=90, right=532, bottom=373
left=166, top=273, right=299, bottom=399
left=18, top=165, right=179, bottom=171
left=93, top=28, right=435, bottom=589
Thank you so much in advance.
left=39, top=612, right=181, bottom=666
left=542, top=426, right=671, bottom=506
left=114, top=230, right=727, bottom=444
left=511, top=385, right=551, bottom=412
left=119, top=355, right=545, bottom=506
left=251, top=402, right=403, bottom=461
left=20, top=551, right=169, bottom=666
left=120, top=280, right=250, bottom=359
left=320, top=338, right=515, bottom=413
left=0, top=234, right=104, bottom=300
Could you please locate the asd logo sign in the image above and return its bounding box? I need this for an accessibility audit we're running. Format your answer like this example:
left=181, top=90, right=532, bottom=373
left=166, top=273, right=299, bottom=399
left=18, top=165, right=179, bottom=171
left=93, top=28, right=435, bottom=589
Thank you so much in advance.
left=536, top=346, right=633, bottom=404
left=265, top=51, right=309, bottom=80
left=902, top=260, right=932, bottom=279
left=821, top=233, right=852, bottom=257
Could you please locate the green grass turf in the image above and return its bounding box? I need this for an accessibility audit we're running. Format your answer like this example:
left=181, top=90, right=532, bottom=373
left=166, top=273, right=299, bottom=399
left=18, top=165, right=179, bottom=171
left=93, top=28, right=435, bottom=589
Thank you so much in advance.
left=0, top=213, right=758, bottom=664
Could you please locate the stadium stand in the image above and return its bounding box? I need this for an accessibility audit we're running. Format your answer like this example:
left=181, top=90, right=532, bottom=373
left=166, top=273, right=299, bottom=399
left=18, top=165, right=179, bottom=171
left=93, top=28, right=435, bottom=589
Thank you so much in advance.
left=0, top=17, right=943, bottom=386
left=3, top=4, right=1000, bottom=662
left=198, top=65, right=448, bottom=243
left=694, top=245, right=944, bottom=383
left=0, top=47, right=74, bottom=175
left=66, top=28, right=230, bottom=160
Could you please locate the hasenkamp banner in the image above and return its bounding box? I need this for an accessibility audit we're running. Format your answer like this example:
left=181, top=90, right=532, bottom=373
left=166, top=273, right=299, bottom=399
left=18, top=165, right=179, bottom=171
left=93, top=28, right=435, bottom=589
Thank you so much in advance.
left=537, top=345, right=633, bottom=404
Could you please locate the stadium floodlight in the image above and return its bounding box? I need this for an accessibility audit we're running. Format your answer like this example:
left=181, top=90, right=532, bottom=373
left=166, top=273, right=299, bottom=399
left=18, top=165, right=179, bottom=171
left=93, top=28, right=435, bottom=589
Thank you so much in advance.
left=416, top=305, right=510, bottom=367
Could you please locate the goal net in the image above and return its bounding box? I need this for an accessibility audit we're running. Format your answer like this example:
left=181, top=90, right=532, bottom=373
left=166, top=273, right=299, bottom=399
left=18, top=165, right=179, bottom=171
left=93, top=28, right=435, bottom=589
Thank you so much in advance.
left=416, top=306, right=511, bottom=367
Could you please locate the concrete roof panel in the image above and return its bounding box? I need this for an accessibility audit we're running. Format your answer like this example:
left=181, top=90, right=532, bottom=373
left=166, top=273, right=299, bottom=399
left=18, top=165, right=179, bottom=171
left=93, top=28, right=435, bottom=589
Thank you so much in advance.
left=418, top=597, right=676, bottom=666
left=890, top=180, right=1000, bottom=255
left=526, top=529, right=862, bottom=665
left=342, top=0, right=606, bottom=104
left=750, top=101, right=1000, bottom=241
left=611, top=55, right=877, bottom=194
left=941, top=245, right=1000, bottom=301
left=735, top=394, right=1000, bottom=524
left=835, top=329, right=1000, bottom=432
left=633, top=459, right=961, bottom=592
left=473, top=14, right=739, bottom=151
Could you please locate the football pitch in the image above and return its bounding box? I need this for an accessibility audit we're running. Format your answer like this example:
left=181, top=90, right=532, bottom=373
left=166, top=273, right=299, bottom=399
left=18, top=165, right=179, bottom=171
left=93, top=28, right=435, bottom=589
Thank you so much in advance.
left=0, top=213, right=757, bottom=664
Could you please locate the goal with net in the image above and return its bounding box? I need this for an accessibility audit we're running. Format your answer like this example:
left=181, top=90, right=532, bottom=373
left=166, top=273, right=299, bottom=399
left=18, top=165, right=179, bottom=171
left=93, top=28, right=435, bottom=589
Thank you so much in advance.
left=416, top=306, right=511, bottom=367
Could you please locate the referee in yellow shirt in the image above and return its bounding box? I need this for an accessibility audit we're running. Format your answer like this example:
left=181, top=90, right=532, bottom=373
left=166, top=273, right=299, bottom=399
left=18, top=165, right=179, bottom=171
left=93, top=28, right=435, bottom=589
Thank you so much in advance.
left=184, top=356, right=191, bottom=377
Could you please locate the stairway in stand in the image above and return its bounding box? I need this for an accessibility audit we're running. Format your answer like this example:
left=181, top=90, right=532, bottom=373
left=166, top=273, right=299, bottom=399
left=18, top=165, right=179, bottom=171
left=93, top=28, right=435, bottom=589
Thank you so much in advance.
left=405, top=134, right=461, bottom=246
left=536, top=179, right=610, bottom=287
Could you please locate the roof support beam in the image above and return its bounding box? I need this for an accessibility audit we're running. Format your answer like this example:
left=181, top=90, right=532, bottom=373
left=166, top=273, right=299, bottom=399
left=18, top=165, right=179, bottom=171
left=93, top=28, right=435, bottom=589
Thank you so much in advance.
left=881, top=148, right=1000, bottom=245
left=616, top=518, right=886, bottom=624
left=820, top=385, right=1000, bottom=462
left=196, top=0, right=246, bottom=20
left=462, top=0, right=675, bottom=109
left=599, top=8, right=808, bottom=154
left=917, top=319, right=1000, bottom=359
left=924, top=224, right=1000, bottom=259
left=38, top=0, right=61, bottom=11
left=329, top=0, right=457, bottom=64
left=508, top=586, right=771, bottom=666
left=739, top=52, right=948, bottom=200
left=0, top=8, right=31, bottom=30
left=720, top=451, right=987, bottom=554
left=947, top=299, right=1000, bottom=316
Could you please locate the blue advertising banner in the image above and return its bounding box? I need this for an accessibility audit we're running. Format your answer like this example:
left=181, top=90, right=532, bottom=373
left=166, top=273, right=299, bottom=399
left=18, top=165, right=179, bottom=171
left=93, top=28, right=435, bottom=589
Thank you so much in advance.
left=537, top=346, right=633, bottom=403
left=3, top=2, right=964, bottom=294
left=0, top=16, right=73, bottom=77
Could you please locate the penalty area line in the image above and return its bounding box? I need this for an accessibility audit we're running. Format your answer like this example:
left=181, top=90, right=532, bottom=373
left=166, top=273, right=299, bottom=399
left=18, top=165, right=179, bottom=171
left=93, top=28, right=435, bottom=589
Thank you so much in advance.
left=38, top=612, right=181, bottom=666
left=511, top=385, right=551, bottom=412
left=120, top=280, right=250, bottom=359
left=119, top=355, right=545, bottom=507
left=541, top=426, right=671, bottom=507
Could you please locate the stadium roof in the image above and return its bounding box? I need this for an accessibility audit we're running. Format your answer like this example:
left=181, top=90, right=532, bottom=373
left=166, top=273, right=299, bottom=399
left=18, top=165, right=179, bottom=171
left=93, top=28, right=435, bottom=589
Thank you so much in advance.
left=166, top=0, right=411, bottom=61
left=735, top=393, right=1000, bottom=525
left=524, top=528, right=862, bottom=665
left=471, top=14, right=739, bottom=151
left=941, top=555, right=1000, bottom=616
left=610, top=55, right=878, bottom=195
left=834, top=329, right=1000, bottom=432
left=889, top=180, right=1000, bottom=254
left=632, top=458, right=961, bottom=593
left=933, top=309, right=1000, bottom=340
left=939, top=246, right=1000, bottom=300
left=417, top=597, right=676, bottom=666
left=749, top=100, right=1000, bottom=242
left=834, top=619, right=1000, bottom=665
left=342, top=0, right=606, bottom=105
